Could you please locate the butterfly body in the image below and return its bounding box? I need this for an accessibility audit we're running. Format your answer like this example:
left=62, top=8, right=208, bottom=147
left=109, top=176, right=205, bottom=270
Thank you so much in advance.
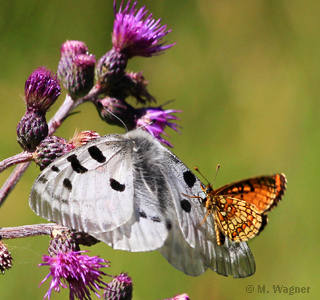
left=30, top=129, right=256, bottom=277
left=198, top=174, right=286, bottom=245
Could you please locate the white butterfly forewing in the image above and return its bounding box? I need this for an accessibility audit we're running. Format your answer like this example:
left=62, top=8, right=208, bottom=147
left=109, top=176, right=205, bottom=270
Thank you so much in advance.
left=30, top=134, right=135, bottom=233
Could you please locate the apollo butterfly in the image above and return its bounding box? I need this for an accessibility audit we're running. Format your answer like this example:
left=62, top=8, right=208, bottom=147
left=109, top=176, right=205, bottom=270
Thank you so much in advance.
left=185, top=168, right=286, bottom=245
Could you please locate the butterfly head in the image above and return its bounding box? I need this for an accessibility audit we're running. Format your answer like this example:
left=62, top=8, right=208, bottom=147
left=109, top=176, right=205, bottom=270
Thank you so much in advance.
left=202, top=183, right=213, bottom=195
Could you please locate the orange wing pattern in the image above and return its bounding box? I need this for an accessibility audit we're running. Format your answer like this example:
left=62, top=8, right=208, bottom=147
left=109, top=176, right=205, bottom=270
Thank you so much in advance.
left=199, top=173, right=286, bottom=245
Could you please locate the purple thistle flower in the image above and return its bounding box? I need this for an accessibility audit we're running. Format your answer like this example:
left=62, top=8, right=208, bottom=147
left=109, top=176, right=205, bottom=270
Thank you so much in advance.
left=39, top=250, right=110, bottom=300
left=135, top=107, right=182, bottom=147
left=24, top=67, right=61, bottom=112
left=112, top=0, right=176, bottom=58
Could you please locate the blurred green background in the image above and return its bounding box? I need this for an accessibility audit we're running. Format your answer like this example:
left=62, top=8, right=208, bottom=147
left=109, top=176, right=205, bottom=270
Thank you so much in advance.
left=0, top=0, right=318, bottom=299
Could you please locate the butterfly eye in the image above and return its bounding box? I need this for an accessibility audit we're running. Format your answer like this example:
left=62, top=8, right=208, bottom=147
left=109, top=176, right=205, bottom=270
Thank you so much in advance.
left=204, top=184, right=213, bottom=194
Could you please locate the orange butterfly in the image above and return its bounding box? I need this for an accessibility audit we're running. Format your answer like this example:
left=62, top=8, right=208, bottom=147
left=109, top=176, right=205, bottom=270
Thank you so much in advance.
left=186, top=168, right=286, bottom=246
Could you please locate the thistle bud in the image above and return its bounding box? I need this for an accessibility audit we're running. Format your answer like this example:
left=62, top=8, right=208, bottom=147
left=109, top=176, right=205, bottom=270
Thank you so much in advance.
left=96, top=49, right=128, bottom=85
left=0, top=241, right=13, bottom=275
left=33, top=136, right=73, bottom=170
left=48, top=229, right=80, bottom=257
left=60, top=40, right=88, bottom=57
left=95, top=97, right=134, bottom=129
left=104, top=273, right=133, bottom=300
left=58, top=40, right=96, bottom=100
left=17, top=110, right=48, bottom=151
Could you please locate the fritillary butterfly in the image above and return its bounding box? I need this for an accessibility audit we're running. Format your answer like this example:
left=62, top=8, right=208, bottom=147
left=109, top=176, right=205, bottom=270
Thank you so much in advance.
left=187, top=171, right=286, bottom=245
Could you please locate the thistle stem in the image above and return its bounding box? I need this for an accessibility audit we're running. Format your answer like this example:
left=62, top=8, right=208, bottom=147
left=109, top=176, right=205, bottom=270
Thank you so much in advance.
left=0, top=224, right=69, bottom=239
left=0, top=152, right=33, bottom=173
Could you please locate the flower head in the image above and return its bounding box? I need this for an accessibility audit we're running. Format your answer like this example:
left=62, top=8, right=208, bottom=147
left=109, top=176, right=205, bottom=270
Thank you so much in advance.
left=24, top=67, right=61, bottom=112
left=95, top=97, right=134, bottom=129
left=104, top=273, right=133, bottom=300
left=0, top=241, right=13, bottom=275
left=58, top=40, right=96, bottom=100
left=112, top=0, right=176, bottom=58
left=17, top=67, right=60, bottom=151
left=60, top=40, right=88, bottom=57
left=33, top=135, right=73, bottom=170
left=135, top=107, right=181, bottom=147
left=17, top=110, right=49, bottom=151
left=96, top=49, right=127, bottom=85
left=39, top=250, right=110, bottom=300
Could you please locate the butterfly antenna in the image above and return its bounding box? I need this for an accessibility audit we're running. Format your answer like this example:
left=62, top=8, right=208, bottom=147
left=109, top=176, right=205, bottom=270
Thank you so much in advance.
left=194, top=164, right=220, bottom=187
left=194, top=167, right=211, bottom=185
left=137, top=119, right=156, bottom=130
left=97, top=100, right=128, bottom=132
left=211, top=164, right=220, bottom=186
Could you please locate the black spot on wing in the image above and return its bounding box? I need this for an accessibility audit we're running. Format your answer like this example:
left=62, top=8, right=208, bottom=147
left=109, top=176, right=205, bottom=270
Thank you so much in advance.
left=110, top=178, right=125, bottom=192
left=247, top=181, right=255, bottom=192
left=67, top=154, right=88, bottom=174
left=38, top=176, right=48, bottom=184
left=166, top=219, right=172, bottom=230
left=180, top=199, right=191, bottom=213
left=88, top=145, right=106, bottom=163
left=139, top=211, right=147, bottom=218
left=150, top=216, right=161, bottom=223
left=63, top=178, right=72, bottom=191
left=51, top=165, right=60, bottom=172
left=183, top=170, right=196, bottom=188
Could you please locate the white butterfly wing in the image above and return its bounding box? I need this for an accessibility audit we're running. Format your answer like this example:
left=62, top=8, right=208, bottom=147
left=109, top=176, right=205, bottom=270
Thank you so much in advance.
left=159, top=221, right=208, bottom=276
left=123, top=130, right=255, bottom=277
left=30, top=134, right=135, bottom=233
left=92, top=173, right=171, bottom=251
left=158, top=147, right=256, bottom=277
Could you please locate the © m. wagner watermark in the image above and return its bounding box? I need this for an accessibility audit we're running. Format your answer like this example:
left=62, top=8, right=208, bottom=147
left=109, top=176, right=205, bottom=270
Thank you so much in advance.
left=246, top=284, right=311, bottom=295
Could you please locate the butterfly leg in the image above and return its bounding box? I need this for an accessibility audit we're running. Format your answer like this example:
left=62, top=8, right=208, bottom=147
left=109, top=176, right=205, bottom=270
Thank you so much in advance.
left=181, top=193, right=204, bottom=206
left=199, top=210, right=211, bottom=226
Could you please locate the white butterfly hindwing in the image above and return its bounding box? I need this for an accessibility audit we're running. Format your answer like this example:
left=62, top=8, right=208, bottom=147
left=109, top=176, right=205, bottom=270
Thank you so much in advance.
left=29, top=129, right=255, bottom=277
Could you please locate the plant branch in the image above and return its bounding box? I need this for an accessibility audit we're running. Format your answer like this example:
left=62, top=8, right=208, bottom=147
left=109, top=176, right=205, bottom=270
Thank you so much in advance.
left=0, top=152, right=33, bottom=173
left=0, top=223, right=70, bottom=239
